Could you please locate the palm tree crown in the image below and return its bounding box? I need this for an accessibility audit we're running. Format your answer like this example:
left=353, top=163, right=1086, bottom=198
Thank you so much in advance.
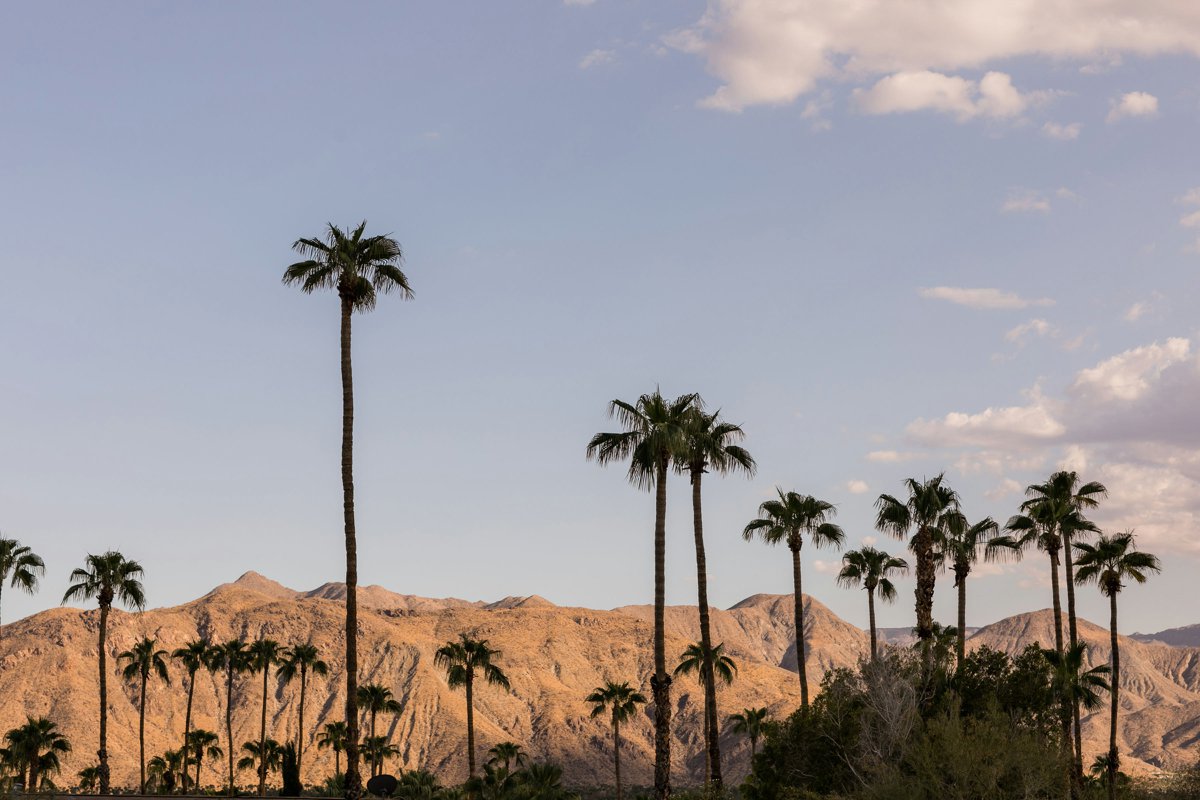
left=1074, top=531, right=1161, bottom=597
left=436, top=635, right=510, bottom=691
left=119, top=637, right=171, bottom=685
left=587, top=390, right=699, bottom=489
left=837, top=546, right=908, bottom=599
left=0, top=537, right=45, bottom=634
left=674, top=642, right=737, bottom=686
left=586, top=681, right=647, bottom=725
left=62, top=551, right=146, bottom=609
left=283, top=222, right=411, bottom=310
left=743, top=489, right=845, bottom=551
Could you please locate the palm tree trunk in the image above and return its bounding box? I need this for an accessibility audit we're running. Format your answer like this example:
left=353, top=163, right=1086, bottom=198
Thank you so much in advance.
left=1063, top=530, right=1084, bottom=780
left=689, top=469, right=722, bottom=788
left=867, top=588, right=877, bottom=661
left=227, top=666, right=236, bottom=796
left=182, top=671, right=196, bottom=794
left=1108, top=592, right=1120, bottom=800
left=98, top=600, right=111, bottom=794
left=651, top=456, right=671, bottom=800
left=1049, top=545, right=1064, bottom=653
left=955, top=565, right=967, bottom=671
left=369, top=710, right=378, bottom=777
left=196, top=753, right=203, bottom=791
left=613, top=717, right=622, bottom=800
left=297, top=667, right=307, bottom=785
left=789, top=542, right=809, bottom=707
left=1047, top=545, right=1074, bottom=799
left=466, top=674, right=476, bottom=779
left=140, top=672, right=148, bottom=794
left=750, top=733, right=757, bottom=759
left=334, top=748, right=340, bottom=779
left=913, top=526, right=935, bottom=670
left=339, top=292, right=362, bottom=800
left=29, top=755, right=39, bottom=793
left=259, top=666, right=269, bottom=796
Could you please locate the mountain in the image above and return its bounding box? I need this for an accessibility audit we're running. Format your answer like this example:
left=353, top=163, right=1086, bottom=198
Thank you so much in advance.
left=1132, top=623, right=1200, bottom=649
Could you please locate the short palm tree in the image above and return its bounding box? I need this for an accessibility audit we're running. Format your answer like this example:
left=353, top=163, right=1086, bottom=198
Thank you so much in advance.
left=676, top=407, right=754, bottom=787
left=283, top=221, right=411, bottom=800
left=247, top=639, right=284, bottom=796
left=744, top=489, right=844, bottom=706
left=936, top=512, right=1000, bottom=669
left=77, top=764, right=100, bottom=793
left=874, top=475, right=959, bottom=667
left=0, top=537, right=44, bottom=641
left=172, top=638, right=214, bottom=793
left=359, top=736, right=400, bottom=777
left=837, top=546, right=908, bottom=660
left=278, top=643, right=328, bottom=783
left=585, top=681, right=646, bottom=800
left=485, top=742, right=527, bottom=772
left=148, top=749, right=185, bottom=794
left=396, top=769, right=440, bottom=800
left=238, top=739, right=284, bottom=785
left=355, top=684, right=401, bottom=777
left=675, top=641, right=736, bottom=782
left=6, top=716, right=71, bottom=792
left=1074, top=531, right=1160, bottom=800
left=587, top=388, right=698, bottom=800
left=316, top=721, right=349, bottom=778
left=186, top=729, right=222, bottom=791
left=62, top=551, right=146, bottom=793
left=209, top=639, right=251, bottom=796
left=1043, top=643, right=1111, bottom=798
left=118, top=637, right=171, bottom=794
left=434, top=634, right=511, bottom=779
left=728, top=707, right=768, bottom=758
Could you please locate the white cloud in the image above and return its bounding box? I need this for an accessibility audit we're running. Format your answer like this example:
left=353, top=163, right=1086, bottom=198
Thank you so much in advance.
left=564, top=0, right=596, bottom=5
left=918, top=286, right=1055, bottom=310
left=1001, top=190, right=1051, bottom=214
left=907, top=390, right=1066, bottom=449
left=579, top=49, right=616, bottom=69
left=1107, top=91, right=1159, bottom=122
left=847, top=479, right=869, bottom=494
left=1070, top=338, right=1190, bottom=403
left=1042, top=121, right=1082, bottom=140
left=866, top=449, right=921, bottom=463
left=985, top=478, right=1024, bottom=501
left=862, top=535, right=878, bottom=546
left=1179, top=189, right=1200, bottom=253
left=669, top=2, right=1200, bottom=112
left=812, top=559, right=838, bottom=575
left=1005, top=318, right=1054, bottom=344
left=853, top=70, right=1035, bottom=121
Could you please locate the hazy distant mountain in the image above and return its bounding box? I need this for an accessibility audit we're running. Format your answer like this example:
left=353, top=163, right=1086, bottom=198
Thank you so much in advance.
left=1131, top=623, right=1200, bottom=648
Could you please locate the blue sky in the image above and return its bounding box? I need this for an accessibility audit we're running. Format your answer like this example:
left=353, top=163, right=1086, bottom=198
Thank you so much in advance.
left=2, top=1, right=1198, bottom=635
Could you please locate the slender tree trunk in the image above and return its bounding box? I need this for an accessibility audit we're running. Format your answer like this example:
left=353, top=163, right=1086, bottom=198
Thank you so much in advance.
left=750, top=733, right=757, bottom=759
left=1108, top=592, right=1120, bottom=800
left=613, top=717, right=622, bottom=800
left=955, top=564, right=968, bottom=671
left=651, top=457, right=671, bottom=800
left=140, top=671, right=148, bottom=793
left=466, top=675, right=476, bottom=779
left=913, top=526, right=935, bottom=670
left=689, top=468, right=722, bottom=788
left=259, top=665, right=269, bottom=796
left=335, top=748, right=340, bottom=779
left=789, top=541, right=809, bottom=707
left=1063, top=529, right=1084, bottom=780
left=182, top=670, right=196, bottom=794
left=1047, top=544, right=1074, bottom=799
left=338, top=292, right=362, bottom=800
left=227, top=666, right=236, bottom=796
left=196, top=753, right=203, bottom=791
left=98, top=600, right=112, bottom=794
left=867, top=588, right=878, bottom=661
left=1049, top=545, right=1065, bottom=653
left=369, top=709, right=378, bottom=777
left=29, top=756, right=39, bottom=793
left=297, top=666, right=307, bottom=785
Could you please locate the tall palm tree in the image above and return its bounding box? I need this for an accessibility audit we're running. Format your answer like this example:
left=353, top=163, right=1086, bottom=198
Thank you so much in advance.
left=238, top=739, right=284, bottom=786
left=316, top=721, right=348, bottom=778
left=728, top=707, right=768, bottom=758
left=837, top=546, right=908, bottom=660
left=283, top=221, right=411, bottom=800
left=209, top=639, right=251, bottom=796
left=743, top=489, right=844, bottom=706
left=587, top=388, right=698, bottom=800
left=355, top=683, right=401, bottom=776
left=172, top=639, right=213, bottom=793
left=118, top=637, right=171, bottom=794
left=248, top=639, right=284, bottom=797
left=6, top=717, right=71, bottom=791
left=585, top=681, right=646, bottom=800
left=676, top=407, right=755, bottom=787
left=0, top=537, right=44, bottom=641
left=434, top=634, right=510, bottom=780
left=1074, top=531, right=1160, bottom=800
left=936, top=513, right=1000, bottom=669
left=62, top=551, right=146, bottom=793
left=278, top=643, right=328, bottom=783
left=874, top=475, right=959, bottom=668
left=1043, top=643, right=1111, bottom=799
left=186, top=730, right=222, bottom=791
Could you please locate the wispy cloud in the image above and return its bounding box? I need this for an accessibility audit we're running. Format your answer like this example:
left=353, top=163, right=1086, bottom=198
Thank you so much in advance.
left=579, top=49, right=616, bottom=69
left=1042, top=121, right=1081, bottom=140
left=1002, top=190, right=1051, bottom=214
left=1107, top=91, right=1159, bottom=123
left=919, top=287, right=1055, bottom=310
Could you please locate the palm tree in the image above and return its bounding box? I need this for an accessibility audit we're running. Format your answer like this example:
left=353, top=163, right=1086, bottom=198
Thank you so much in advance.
left=744, top=489, right=844, bottom=705
left=434, top=634, right=511, bottom=779
left=396, top=769, right=440, bottom=800
left=1074, top=531, right=1160, bottom=800
left=587, top=388, right=698, bottom=800
left=728, top=707, right=768, bottom=758
left=0, top=537, right=44, bottom=642
left=837, top=546, right=908, bottom=660
left=522, top=762, right=570, bottom=800
left=316, top=721, right=348, bottom=778
left=209, top=639, right=251, bottom=796
left=278, top=643, right=328, bottom=783
left=585, top=681, right=646, bottom=800
left=187, top=729, right=222, bottom=791
left=485, top=742, right=527, bottom=772
left=148, top=749, right=185, bottom=794
left=675, top=640, right=736, bottom=783
left=874, top=475, right=959, bottom=667
left=5, top=717, right=70, bottom=792
left=172, top=639, right=213, bottom=793
left=118, top=637, right=171, bottom=793
left=238, top=739, right=284, bottom=787
left=77, top=765, right=101, bottom=793
left=1043, top=643, right=1111, bottom=799
left=676, top=407, right=754, bottom=787
left=359, top=737, right=400, bottom=777
left=62, top=551, right=146, bottom=793
left=283, top=222, right=411, bottom=800
left=936, top=513, right=1000, bottom=669
left=355, top=683, right=401, bottom=749
left=247, top=639, right=284, bottom=796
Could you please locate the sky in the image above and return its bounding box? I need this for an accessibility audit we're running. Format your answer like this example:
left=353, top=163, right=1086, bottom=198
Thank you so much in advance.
left=1, top=1, right=1199, bottom=636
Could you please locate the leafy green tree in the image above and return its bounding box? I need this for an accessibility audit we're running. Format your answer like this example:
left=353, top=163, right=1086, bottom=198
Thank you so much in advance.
left=837, top=546, right=908, bottom=660
left=209, top=639, right=251, bottom=796
left=587, top=388, right=698, bottom=800
left=585, top=681, right=646, bottom=800
left=283, top=222, right=411, bottom=800
left=728, top=707, right=767, bottom=758
left=0, top=537, right=44, bottom=642
left=744, top=489, right=844, bottom=705
left=172, top=639, right=214, bottom=793
left=238, top=739, right=284, bottom=787
left=874, top=475, right=959, bottom=668
left=486, top=742, right=527, bottom=772
left=1074, top=531, right=1160, bottom=800
left=118, top=637, right=170, bottom=793
left=278, top=643, right=327, bottom=783
left=5, top=717, right=71, bottom=792
left=248, top=639, right=284, bottom=796
left=62, top=551, right=146, bottom=793
left=434, top=634, right=510, bottom=779
left=676, top=407, right=755, bottom=787
left=186, top=730, right=222, bottom=792
left=936, top=512, right=1000, bottom=669
left=316, top=721, right=348, bottom=779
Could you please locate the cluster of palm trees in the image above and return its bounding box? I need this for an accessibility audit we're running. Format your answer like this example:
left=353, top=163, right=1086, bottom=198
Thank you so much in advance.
left=588, top=388, right=1159, bottom=800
